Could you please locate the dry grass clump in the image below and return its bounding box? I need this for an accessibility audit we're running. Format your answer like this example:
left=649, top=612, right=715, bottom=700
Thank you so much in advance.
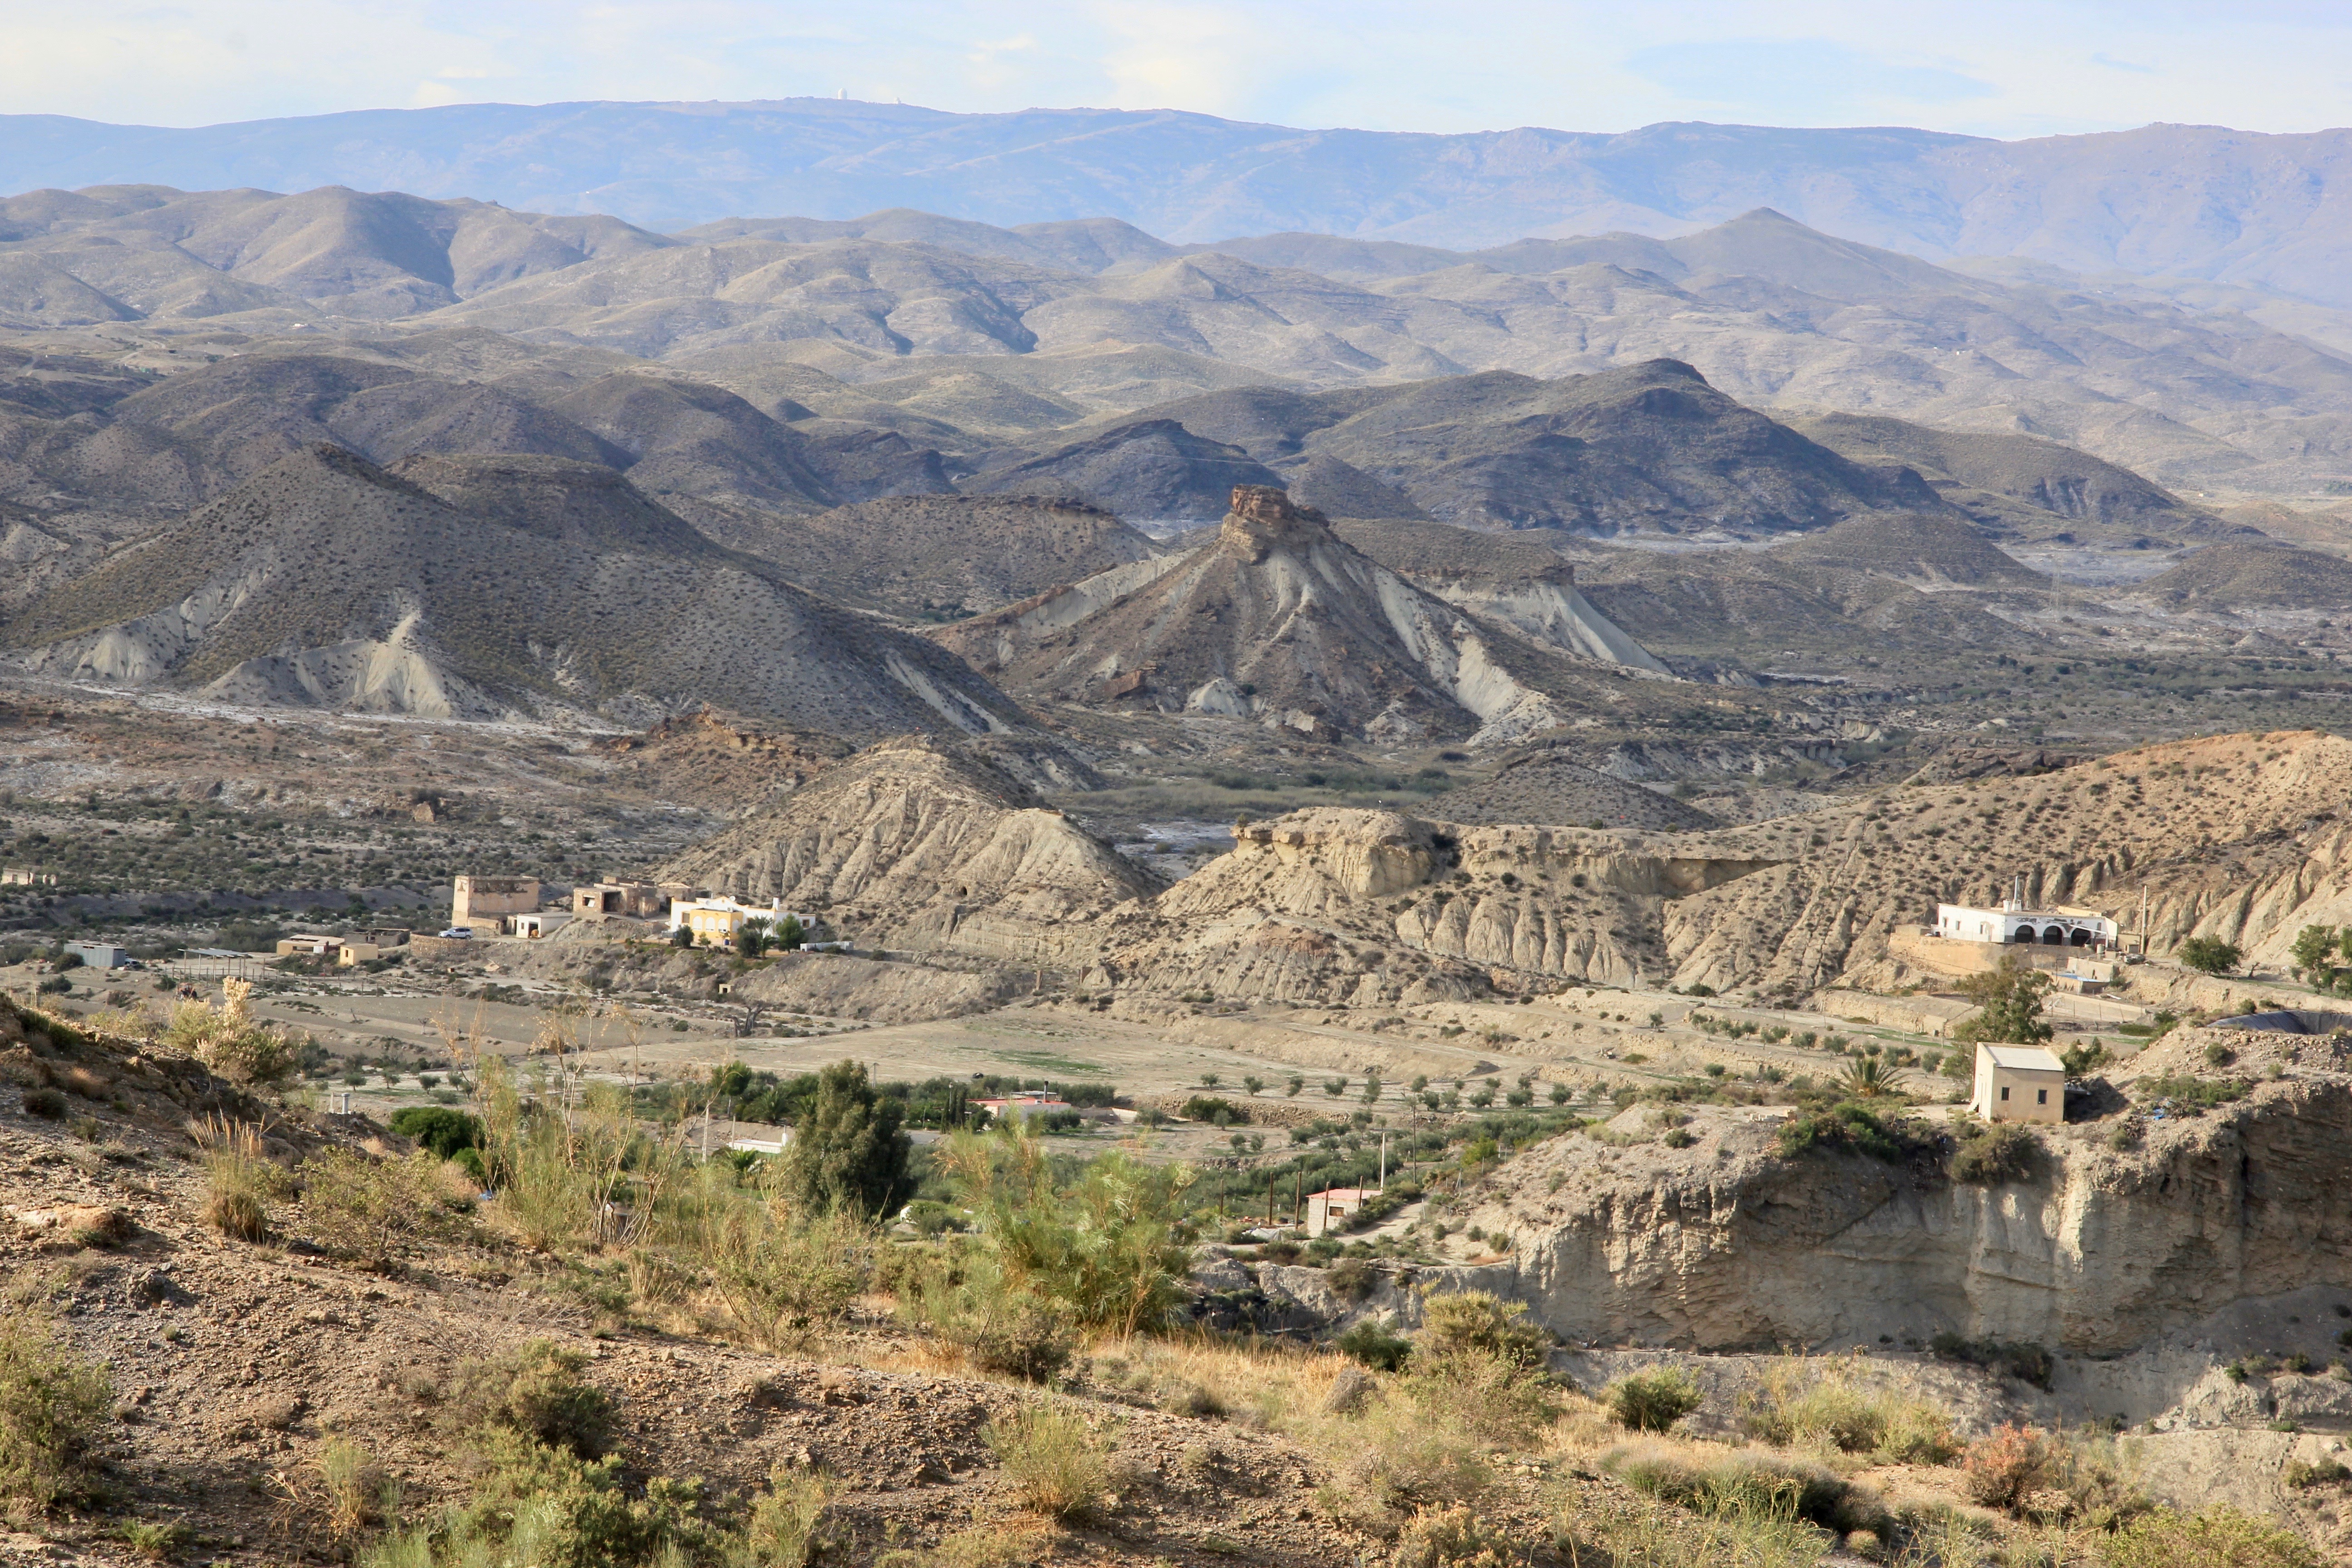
left=2096, top=1504, right=2318, bottom=1567
left=189, top=1115, right=291, bottom=1242
left=1948, top=1422, right=2146, bottom=1530
left=737, top=1464, right=834, bottom=1568
left=984, top=1405, right=1111, bottom=1521
left=1551, top=1479, right=1829, bottom=1568
left=1739, top=1354, right=1959, bottom=1465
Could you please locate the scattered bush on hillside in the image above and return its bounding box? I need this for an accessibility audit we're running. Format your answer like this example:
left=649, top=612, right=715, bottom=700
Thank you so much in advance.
left=164, top=976, right=296, bottom=1087
left=299, top=1147, right=454, bottom=1267
left=20, top=1088, right=64, bottom=1120
left=1606, top=1445, right=1885, bottom=1539
left=1389, top=1504, right=1519, bottom=1568
left=985, top=1406, right=1108, bottom=1521
left=1337, top=1320, right=1413, bottom=1372
left=1959, top=1423, right=2064, bottom=1512
left=0, top=1309, right=112, bottom=1514
left=388, top=1106, right=483, bottom=1160
left=694, top=1196, right=869, bottom=1354
left=1605, top=1368, right=1703, bottom=1432
left=2134, top=1073, right=2249, bottom=1112
left=739, top=1465, right=833, bottom=1568
left=1949, top=1122, right=2041, bottom=1186
left=1403, top=1297, right=1560, bottom=1449
left=441, top=1338, right=617, bottom=1458
left=1180, top=1096, right=1249, bottom=1125
left=1775, top=1102, right=1911, bottom=1162
left=940, top=1122, right=1194, bottom=1335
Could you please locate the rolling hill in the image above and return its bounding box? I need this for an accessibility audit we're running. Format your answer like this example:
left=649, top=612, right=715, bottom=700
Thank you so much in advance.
left=0, top=444, right=1027, bottom=734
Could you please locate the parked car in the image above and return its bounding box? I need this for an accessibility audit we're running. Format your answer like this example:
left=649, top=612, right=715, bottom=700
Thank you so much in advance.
left=438, top=926, right=474, bottom=939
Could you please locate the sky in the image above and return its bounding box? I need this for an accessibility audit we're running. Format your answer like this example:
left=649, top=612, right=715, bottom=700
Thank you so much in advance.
left=1, top=0, right=2349, bottom=138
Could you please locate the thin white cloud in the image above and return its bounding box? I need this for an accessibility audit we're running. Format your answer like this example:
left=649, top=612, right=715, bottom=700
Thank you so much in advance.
left=0, top=0, right=2349, bottom=137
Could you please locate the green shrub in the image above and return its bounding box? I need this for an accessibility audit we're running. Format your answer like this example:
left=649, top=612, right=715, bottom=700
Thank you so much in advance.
left=443, top=1339, right=617, bottom=1458
left=2134, top=1074, right=2249, bottom=1112
left=1329, top=1258, right=1380, bottom=1301
left=0, top=1310, right=112, bottom=1513
left=1949, top=1123, right=2040, bottom=1186
left=695, top=1201, right=868, bottom=1354
left=779, top=1060, right=913, bottom=1219
left=1388, top=1504, right=1519, bottom=1568
left=2177, top=938, right=2244, bottom=977
left=1740, top=1357, right=1957, bottom=1463
left=2098, top=1504, right=2316, bottom=1567
left=985, top=1406, right=1107, bottom=1521
left=1181, top=1096, right=1249, bottom=1125
left=2285, top=1458, right=2350, bottom=1489
left=20, top=1088, right=64, bottom=1119
left=1338, top=1321, right=1413, bottom=1372
left=1418, top=1292, right=1552, bottom=1371
left=1605, top=1368, right=1702, bottom=1432
left=1775, top=1102, right=1909, bottom=1162
left=388, top=1106, right=483, bottom=1160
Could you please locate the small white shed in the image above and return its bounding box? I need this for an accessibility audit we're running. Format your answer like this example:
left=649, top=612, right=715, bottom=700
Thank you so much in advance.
left=1970, top=1043, right=2066, bottom=1124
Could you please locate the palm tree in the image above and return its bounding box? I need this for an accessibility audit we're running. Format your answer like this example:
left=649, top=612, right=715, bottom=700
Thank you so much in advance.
left=1840, top=1055, right=1905, bottom=1099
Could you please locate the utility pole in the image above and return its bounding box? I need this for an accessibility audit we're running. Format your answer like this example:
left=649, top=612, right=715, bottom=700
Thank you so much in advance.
left=1378, top=1129, right=1388, bottom=1192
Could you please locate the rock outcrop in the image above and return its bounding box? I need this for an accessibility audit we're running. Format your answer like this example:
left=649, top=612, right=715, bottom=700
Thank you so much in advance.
left=1095, top=806, right=1783, bottom=1000
left=1433, top=1025, right=2352, bottom=1366
left=931, top=485, right=1634, bottom=745
left=655, top=735, right=1161, bottom=961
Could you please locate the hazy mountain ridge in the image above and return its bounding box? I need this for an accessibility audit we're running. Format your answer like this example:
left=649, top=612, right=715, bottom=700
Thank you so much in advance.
left=7, top=186, right=2344, bottom=495
left=17, top=104, right=2352, bottom=311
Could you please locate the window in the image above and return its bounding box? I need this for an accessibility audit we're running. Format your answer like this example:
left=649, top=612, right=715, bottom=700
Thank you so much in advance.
left=2037, top=1089, right=2048, bottom=1105
left=2000, top=1086, right=2010, bottom=1101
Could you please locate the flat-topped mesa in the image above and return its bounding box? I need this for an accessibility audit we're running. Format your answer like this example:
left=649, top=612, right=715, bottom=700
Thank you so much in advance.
left=1218, top=485, right=1333, bottom=564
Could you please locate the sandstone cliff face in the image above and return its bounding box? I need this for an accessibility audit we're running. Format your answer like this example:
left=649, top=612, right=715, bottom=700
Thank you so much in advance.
left=656, top=736, right=1161, bottom=961
left=1430, top=1029, right=2352, bottom=1363
left=1444, top=1060, right=2352, bottom=1358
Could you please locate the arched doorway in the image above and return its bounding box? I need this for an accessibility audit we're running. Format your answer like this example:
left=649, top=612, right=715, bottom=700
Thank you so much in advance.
left=2012, top=926, right=2038, bottom=943
left=2069, top=928, right=2092, bottom=946
left=2043, top=926, right=2067, bottom=945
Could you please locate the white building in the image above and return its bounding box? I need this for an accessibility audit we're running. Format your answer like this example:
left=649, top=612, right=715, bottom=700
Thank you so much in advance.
left=1970, top=1044, right=2067, bottom=1124
left=1937, top=878, right=2117, bottom=949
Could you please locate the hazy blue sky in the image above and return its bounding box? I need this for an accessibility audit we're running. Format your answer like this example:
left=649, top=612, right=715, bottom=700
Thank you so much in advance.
left=4, top=0, right=2347, bottom=137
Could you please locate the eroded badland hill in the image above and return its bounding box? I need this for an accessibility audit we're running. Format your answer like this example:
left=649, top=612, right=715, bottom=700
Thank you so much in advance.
left=20, top=174, right=2352, bottom=1567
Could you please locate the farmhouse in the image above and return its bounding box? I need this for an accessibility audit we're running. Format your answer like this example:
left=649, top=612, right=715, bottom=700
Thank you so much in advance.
left=1936, top=885, right=2117, bottom=949
left=1970, top=1043, right=2067, bottom=1124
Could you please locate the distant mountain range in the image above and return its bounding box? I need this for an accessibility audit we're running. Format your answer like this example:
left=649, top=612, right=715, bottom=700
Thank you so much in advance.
left=7, top=185, right=2352, bottom=494
left=10, top=102, right=2352, bottom=306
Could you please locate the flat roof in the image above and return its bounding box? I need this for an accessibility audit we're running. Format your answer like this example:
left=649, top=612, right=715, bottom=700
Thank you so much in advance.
left=1979, top=1044, right=2066, bottom=1072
